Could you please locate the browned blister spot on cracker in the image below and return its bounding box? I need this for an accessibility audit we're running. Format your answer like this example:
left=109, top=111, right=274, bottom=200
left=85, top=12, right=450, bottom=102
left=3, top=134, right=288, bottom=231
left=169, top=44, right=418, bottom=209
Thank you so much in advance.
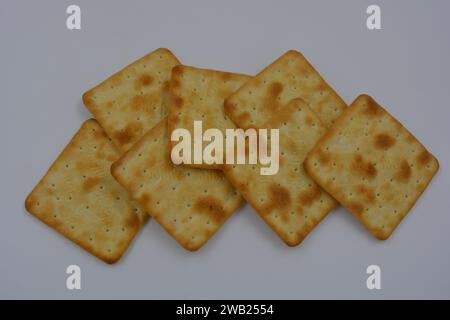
left=361, top=96, right=383, bottom=117
left=267, top=184, right=291, bottom=210
left=395, top=160, right=412, bottom=183
left=263, top=82, right=283, bottom=112
left=298, top=185, right=321, bottom=207
left=374, top=133, right=396, bottom=150
left=135, top=74, right=153, bottom=89
left=305, top=116, right=313, bottom=126
left=237, top=111, right=251, bottom=124
left=83, top=177, right=102, bottom=191
left=348, top=201, right=364, bottom=216
left=139, top=193, right=151, bottom=206
left=316, top=149, right=331, bottom=165
left=168, top=114, right=179, bottom=125
left=125, top=214, right=139, bottom=231
left=114, top=128, right=133, bottom=146
left=193, top=196, right=227, bottom=224
left=172, top=65, right=184, bottom=77
left=350, top=154, right=377, bottom=179
left=131, top=95, right=145, bottom=111
left=417, top=150, right=432, bottom=167
left=114, top=122, right=142, bottom=148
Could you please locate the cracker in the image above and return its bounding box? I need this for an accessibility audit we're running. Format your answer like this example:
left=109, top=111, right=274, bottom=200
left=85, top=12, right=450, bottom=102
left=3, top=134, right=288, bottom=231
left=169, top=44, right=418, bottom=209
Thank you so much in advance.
left=304, top=95, right=439, bottom=240
left=25, top=120, right=148, bottom=264
left=168, top=65, right=250, bottom=169
left=223, top=99, right=338, bottom=246
left=83, top=48, right=180, bottom=153
left=224, top=50, right=346, bottom=129
left=111, top=119, right=243, bottom=251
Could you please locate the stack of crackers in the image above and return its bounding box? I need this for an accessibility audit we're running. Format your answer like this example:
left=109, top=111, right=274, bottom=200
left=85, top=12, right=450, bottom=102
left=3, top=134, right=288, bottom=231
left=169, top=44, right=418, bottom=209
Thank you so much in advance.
left=25, top=48, right=439, bottom=263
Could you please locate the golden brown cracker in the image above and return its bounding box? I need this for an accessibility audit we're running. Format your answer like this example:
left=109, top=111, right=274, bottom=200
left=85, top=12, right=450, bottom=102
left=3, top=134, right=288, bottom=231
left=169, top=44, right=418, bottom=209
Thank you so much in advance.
left=224, top=50, right=346, bottom=129
left=304, top=95, right=439, bottom=240
left=168, top=65, right=250, bottom=169
left=111, top=119, right=243, bottom=251
left=83, top=48, right=180, bottom=152
left=223, top=99, right=337, bottom=246
left=25, top=120, right=147, bottom=264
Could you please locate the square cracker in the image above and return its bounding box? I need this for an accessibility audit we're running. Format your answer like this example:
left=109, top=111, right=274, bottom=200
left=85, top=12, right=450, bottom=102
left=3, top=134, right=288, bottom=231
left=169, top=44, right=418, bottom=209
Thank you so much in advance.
left=83, top=48, right=180, bottom=153
left=25, top=119, right=148, bottom=264
left=304, top=95, right=439, bottom=240
left=111, top=119, right=244, bottom=251
left=224, top=50, right=346, bottom=129
left=223, top=99, right=338, bottom=246
left=168, top=65, right=250, bottom=169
